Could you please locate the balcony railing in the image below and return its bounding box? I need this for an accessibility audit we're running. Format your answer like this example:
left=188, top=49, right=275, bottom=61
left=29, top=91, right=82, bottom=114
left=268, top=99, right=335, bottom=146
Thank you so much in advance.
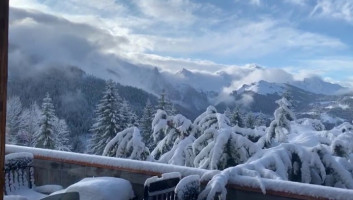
left=6, top=144, right=353, bottom=200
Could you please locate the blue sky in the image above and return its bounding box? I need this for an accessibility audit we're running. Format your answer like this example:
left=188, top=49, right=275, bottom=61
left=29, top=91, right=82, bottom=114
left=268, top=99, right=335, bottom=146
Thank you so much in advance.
left=9, top=0, right=353, bottom=86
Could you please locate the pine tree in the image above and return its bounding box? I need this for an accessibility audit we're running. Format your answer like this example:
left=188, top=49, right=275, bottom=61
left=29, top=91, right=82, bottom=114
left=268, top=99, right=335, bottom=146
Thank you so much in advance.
left=54, top=119, right=71, bottom=151
left=140, top=99, right=155, bottom=148
left=157, top=90, right=175, bottom=115
left=34, top=93, right=57, bottom=149
left=120, top=99, right=132, bottom=130
left=17, top=102, right=41, bottom=146
left=245, top=113, right=256, bottom=129
left=89, top=80, right=122, bottom=155
left=157, top=90, right=167, bottom=110
left=224, top=107, right=232, bottom=120
left=151, top=109, right=168, bottom=147
left=151, top=114, right=196, bottom=166
left=230, top=106, right=244, bottom=127
left=6, top=96, right=23, bottom=144
left=266, top=97, right=295, bottom=146
left=103, top=127, right=150, bottom=160
left=193, top=113, right=258, bottom=170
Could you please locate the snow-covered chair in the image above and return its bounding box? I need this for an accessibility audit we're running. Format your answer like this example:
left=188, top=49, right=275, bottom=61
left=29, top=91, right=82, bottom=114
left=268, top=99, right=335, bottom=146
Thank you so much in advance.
left=4, top=152, right=62, bottom=200
left=174, top=175, right=200, bottom=200
left=144, top=172, right=181, bottom=200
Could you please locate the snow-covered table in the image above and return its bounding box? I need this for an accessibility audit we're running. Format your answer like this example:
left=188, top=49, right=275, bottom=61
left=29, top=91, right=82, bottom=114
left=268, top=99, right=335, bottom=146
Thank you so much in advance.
left=50, top=177, right=135, bottom=200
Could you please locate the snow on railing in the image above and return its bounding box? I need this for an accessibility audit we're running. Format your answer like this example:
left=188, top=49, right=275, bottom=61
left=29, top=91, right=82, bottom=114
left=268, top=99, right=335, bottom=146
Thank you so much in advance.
left=5, top=145, right=212, bottom=178
left=7, top=144, right=353, bottom=200
left=227, top=175, right=353, bottom=200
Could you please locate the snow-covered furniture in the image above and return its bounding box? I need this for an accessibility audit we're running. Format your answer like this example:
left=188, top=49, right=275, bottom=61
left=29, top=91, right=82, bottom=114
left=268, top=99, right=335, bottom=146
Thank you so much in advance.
left=40, top=192, right=79, bottom=200
left=144, top=172, right=181, bottom=200
left=4, top=152, right=35, bottom=195
left=49, top=177, right=135, bottom=200
left=4, top=152, right=62, bottom=200
left=175, top=175, right=200, bottom=200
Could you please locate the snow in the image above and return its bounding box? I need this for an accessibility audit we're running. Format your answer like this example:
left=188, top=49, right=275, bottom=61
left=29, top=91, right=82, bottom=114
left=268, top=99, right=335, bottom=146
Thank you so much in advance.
left=103, top=127, right=149, bottom=160
left=145, top=172, right=181, bottom=187
left=175, top=175, right=200, bottom=200
left=6, top=145, right=212, bottom=178
left=320, top=113, right=344, bottom=124
left=33, top=185, right=63, bottom=195
left=4, top=195, right=28, bottom=200
left=228, top=176, right=353, bottom=200
left=237, top=81, right=285, bottom=95
left=51, top=177, right=134, bottom=200
left=5, top=189, right=46, bottom=200
left=325, top=103, right=350, bottom=110
left=5, top=152, right=33, bottom=162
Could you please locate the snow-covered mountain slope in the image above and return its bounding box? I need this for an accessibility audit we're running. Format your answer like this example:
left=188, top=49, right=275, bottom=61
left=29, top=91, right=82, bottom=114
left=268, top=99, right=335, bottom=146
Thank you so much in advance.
left=237, top=80, right=286, bottom=95
left=292, top=76, right=344, bottom=95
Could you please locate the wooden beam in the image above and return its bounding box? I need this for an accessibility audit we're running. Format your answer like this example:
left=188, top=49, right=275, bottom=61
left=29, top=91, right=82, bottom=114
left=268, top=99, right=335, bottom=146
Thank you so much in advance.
left=0, top=0, right=9, bottom=199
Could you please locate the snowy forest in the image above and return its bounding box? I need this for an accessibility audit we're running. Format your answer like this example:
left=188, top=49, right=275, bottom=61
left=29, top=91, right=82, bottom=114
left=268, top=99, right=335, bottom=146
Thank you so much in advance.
left=6, top=79, right=353, bottom=193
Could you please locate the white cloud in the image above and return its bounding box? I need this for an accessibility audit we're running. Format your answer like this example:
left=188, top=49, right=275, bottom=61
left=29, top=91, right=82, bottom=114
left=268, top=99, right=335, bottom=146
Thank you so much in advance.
left=249, top=0, right=261, bottom=6
left=124, top=53, right=229, bottom=72
left=222, top=68, right=294, bottom=94
left=310, top=0, right=353, bottom=23
left=147, top=19, right=345, bottom=59
left=134, top=0, right=197, bottom=24
left=284, top=57, right=353, bottom=86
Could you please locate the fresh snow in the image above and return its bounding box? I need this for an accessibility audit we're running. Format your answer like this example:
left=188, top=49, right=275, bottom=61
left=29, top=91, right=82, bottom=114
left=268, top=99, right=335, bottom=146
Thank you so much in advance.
left=237, top=81, right=286, bottom=95
left=6, top=145, right=212, bottom=178
left=51, top=177, right=134, bottom=200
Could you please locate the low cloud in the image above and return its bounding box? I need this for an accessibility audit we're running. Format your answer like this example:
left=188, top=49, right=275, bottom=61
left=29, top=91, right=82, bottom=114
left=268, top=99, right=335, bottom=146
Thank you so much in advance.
left=223, top=68, right=294, bottom=94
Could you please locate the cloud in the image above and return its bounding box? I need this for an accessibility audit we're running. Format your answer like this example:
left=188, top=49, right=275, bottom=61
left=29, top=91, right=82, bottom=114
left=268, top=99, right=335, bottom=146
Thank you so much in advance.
left=310, top=0, right=353, bottom=23
left=134, top=0, right=197, bottom=24
left=222, top=68, right=294, bottom=94
left=249, top=0, right=261, bottom=6
left=146, top=19, right=345, bottom=60
left=125, top=53, right=229, bottom=72
left=237, top=94, right=254, bottom=108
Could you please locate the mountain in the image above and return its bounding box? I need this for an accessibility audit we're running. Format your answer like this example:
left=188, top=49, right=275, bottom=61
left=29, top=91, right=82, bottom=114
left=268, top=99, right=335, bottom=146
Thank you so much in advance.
left=237, top=80, right=286, bottom=96
left=292, top=76, right=345, bottom=95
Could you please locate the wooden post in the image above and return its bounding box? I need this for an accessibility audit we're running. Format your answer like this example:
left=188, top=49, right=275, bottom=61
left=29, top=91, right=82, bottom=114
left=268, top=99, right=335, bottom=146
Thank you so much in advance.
left=0, top=0, right=9, bottom=199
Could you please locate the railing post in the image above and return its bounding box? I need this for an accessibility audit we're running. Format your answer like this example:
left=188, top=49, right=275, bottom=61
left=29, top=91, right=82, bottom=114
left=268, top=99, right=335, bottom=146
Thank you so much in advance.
left=0, top=0, right=9, bottom=199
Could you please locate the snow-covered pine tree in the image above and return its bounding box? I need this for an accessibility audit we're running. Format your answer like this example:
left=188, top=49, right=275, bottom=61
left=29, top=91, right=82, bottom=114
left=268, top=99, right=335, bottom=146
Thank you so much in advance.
left=151, top=114, right=196, bottom=166
left=151, top=109, right=168, bottom=149
left=140, top=99, right=155, bottom=148
left=120, top=99, right=135, bottom=129
left=194, top=106, right=222, bottom=134
left=156, top=90, right=174, bottom=115
left=230, top=106, right=244, bottom=127
left=103, top=127, right=150, bottom=160
left=330, top=122, right=353, bottom=157
left=89, top=80, right=122, bottom=155
left=34, top=93, right=57, bottom=149
left=6, top=96, right=23, bottom=144
left=130, top=111, right=139, bottom=127
left=266, top=97, right=295, bottom=146
left=255, top=112, right=267, bottom=127
left=224, top=107, right=232, bottom=120
left=17, top=102, right=41, bottom=146
left=53, top=119, right=71, bottom=151
left=157, top=90, right=167, bottom=111
left=245, top=113, right=256, bottom=129
left=193, top=109, right=259, bottom=170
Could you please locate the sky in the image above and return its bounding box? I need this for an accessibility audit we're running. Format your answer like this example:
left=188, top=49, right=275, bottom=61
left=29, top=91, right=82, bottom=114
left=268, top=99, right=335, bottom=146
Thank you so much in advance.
left=8, top=0, right=353, bottom=87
